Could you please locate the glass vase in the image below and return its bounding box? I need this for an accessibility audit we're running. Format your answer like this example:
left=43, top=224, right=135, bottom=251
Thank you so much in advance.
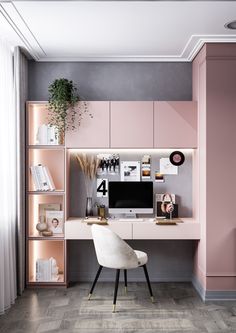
left=85, top=197, right=93, bottom=217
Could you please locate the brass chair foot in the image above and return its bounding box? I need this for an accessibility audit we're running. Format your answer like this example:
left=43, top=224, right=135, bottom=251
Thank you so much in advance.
left=88, top=293, right=92, bottom=300
left=151, top=296, right=154, bottom=303
left=112, top=304, right=116, bottom=313
left=124, top=286, right=127, bottom=294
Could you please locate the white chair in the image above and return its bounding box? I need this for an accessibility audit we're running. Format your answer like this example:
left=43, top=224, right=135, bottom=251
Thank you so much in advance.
left=88, top=224, right=154, bottom=312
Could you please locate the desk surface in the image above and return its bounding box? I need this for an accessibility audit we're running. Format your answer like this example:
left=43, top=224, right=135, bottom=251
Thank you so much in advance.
left=65, top=217, right=200, bottom=240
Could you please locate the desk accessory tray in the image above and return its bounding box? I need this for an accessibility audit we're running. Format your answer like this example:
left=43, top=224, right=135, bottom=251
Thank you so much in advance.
left=83, top=217, right=108, bottom=225
left=155, top=218, right=183, bottom=225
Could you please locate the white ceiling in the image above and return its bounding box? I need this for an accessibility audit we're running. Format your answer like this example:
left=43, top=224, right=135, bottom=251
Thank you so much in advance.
left=0, top=1, right=236, bottom=61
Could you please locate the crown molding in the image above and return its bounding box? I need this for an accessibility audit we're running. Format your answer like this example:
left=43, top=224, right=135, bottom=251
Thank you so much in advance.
left=1, top=1, right=236, bottom=62
left=0, top=1, right=46, bottom=60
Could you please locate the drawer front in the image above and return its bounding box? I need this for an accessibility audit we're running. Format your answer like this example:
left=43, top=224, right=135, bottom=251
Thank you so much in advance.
left=65, top=221, right=132, bottom=240
left=133, top=222, right=200, bottom=240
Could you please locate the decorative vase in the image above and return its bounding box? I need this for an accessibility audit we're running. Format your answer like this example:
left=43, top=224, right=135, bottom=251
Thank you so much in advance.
left=36, top=222, right=48, bottom=236
left=85, top=197, right=93, bottom=217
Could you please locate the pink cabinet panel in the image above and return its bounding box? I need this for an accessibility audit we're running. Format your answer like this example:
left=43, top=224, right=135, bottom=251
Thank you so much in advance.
left=65, top=101, right=110, bottom=148
left=154, top=101, right=197, bottom=148
left=111, top=102, right=154, bottom=148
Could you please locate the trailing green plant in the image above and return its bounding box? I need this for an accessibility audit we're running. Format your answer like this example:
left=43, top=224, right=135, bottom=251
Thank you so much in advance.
left=48, top=78, right=91, bottom=134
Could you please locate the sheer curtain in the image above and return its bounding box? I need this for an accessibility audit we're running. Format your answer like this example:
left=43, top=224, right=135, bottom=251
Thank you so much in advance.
left=0, top=39, right=17, bottom=314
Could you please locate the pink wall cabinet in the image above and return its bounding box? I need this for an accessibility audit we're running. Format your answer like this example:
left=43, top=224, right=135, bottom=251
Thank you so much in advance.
left=110, top=101, right=154, bottom=148
left=154, top=101, right=197, bottom=148
left=65, top=101, right=110, bottom=148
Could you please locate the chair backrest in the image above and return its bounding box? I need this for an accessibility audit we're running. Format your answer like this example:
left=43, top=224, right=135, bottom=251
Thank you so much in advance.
left=91, top=224, right=139, bottom=269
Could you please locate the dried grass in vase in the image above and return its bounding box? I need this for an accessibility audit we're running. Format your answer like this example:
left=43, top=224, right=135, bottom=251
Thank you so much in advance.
left=76, top=154, right=100, bottom=197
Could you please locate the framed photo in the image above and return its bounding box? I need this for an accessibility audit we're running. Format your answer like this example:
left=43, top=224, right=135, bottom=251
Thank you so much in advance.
left=46, top=211, right=64, bottom=235
left=120, top=161, right=140, bottom=181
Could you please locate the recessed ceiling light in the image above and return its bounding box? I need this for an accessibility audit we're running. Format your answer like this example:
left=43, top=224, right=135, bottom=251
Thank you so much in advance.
left=224, top=21, right=236, bottom=30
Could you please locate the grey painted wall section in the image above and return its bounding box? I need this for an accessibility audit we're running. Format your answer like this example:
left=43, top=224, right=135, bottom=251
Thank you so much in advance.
left=69, top=150, right=193, bottom=218
left=28, top=61, right=192, bottom=101
left=69, top=240, right=194, bottom=282
left=28, top=60, right=194, bottom=282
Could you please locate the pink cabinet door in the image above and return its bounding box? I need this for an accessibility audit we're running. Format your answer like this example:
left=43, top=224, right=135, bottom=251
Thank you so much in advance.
left=111, top=102, right=154, bottom=148
left=154, top=101, right=197, bottom=148
left=65, top=101, right=110, bottom=148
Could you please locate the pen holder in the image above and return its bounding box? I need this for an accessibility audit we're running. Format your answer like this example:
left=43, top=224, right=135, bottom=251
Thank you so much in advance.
left=97, top=205, right=106, bottom=219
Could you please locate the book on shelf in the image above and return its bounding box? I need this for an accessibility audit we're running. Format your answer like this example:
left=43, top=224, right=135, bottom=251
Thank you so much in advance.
left=36, top=257, right=59, bottom=282
left=30, top=164, right=56, bottom=191
left=36, top=124, right=59, bottom=145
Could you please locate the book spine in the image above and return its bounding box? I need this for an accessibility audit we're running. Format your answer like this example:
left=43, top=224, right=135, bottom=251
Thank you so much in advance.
left=30, top=166, right=40, bottom=191
left=43, top=166, right=56, bottom=191
left=37, top=165, right=50, bottom=191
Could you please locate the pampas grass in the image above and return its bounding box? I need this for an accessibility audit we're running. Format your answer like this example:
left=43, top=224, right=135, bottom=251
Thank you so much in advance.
left=76, top=153, right=100, bottom=196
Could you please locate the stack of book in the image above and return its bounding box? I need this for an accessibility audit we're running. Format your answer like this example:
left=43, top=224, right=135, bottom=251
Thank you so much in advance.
left=36, top=257, right=59, bottom=282
left=36, top=124, right=59, bottom=145
left=30, top=164, right=55, bottom=191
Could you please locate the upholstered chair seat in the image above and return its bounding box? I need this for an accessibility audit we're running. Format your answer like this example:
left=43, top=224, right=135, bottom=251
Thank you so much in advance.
left=88, top=224, right=154, bottom=312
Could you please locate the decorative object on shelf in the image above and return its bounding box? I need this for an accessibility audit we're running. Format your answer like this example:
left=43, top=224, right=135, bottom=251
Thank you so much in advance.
left=42, top=230, right=53, bottom=237
left=160, top=157, right=178, bottom=175
left=169, top=151, right=185, bottom=166
left=141, top=155, right=151, bottom=180
left=36, top=124, right=58, bottom=145
left=120, top=161, right=140, bottom=181
left=96, top=178, right=108, bottom=197
left=39, top=203, right=61, bottom=223
left=36, top=221, right=48, bottom=235
left=76, top=154, right=100, bottom=217
left=48, top=78, right=92, bottom=144
left=36, top=257, right=59, bottom=282
left=155, top=171, right=164, bottom=183
left=46, top=211, right=64, bottom=235
left=97, top=154, right=120, bottom=175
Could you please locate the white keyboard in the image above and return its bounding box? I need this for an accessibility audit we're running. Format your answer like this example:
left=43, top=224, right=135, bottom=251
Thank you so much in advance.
left=118, top=218, right=144, bottom=222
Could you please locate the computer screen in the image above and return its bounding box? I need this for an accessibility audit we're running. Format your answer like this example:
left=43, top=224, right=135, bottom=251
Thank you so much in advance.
left=108, top=181, right=153, bottom=215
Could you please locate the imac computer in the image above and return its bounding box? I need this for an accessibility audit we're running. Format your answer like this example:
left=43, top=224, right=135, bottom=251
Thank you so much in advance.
left=108, top=181, right=153, bottom=218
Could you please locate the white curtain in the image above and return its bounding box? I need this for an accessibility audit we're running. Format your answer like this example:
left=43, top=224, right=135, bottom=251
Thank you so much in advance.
left=0, top=39, right=17, bottom=314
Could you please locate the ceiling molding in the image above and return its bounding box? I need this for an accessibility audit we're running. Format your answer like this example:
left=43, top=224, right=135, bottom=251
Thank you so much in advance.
left=1, top=1, right=46, bottom=60
left=36, top=36, right=236, bottom=62
left=1, top=1, right=236, bottom=62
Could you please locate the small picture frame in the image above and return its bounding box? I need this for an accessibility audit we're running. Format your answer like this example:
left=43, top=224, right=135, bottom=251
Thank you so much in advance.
left=46, top=211, right=64, bottom=235
left=120, top=161, right=140, bottom=181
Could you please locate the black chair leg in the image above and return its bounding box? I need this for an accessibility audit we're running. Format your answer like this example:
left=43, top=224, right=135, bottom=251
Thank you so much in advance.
left=113, top=269, right=120, bottom=312
left=88, top=265, right=103, bottom=300
left=142, top=264, right=154, bottom=303
left=124, top=269, right=127, bottom=293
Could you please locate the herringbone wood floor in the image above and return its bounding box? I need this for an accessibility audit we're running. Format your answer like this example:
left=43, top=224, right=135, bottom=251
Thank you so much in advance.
left=1, top=282, right=236, bottom=333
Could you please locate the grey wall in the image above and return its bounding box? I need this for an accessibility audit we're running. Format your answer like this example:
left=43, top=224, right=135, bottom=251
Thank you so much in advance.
left=28, top=61, right=192, bottom=101
left=28, top=60, right=194, bottom=282
left=70, top=150, right=193, bottom=218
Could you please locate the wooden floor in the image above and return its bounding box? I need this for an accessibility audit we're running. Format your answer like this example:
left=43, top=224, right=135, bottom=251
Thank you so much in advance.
left=1, top=282, right=236, bottom=333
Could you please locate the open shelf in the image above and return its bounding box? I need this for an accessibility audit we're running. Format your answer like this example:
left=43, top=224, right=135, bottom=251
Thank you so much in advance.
left=28, top=148, right=65, bottom=192
left=28, top=145, right=65, bottom=150
left=28, top=240, right=65, bottom=285
left=28, top=193, right=64, bottom=237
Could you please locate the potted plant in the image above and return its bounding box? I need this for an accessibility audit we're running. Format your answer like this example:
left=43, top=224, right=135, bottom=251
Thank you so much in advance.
left=48, top=78, right=91, bottom=144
